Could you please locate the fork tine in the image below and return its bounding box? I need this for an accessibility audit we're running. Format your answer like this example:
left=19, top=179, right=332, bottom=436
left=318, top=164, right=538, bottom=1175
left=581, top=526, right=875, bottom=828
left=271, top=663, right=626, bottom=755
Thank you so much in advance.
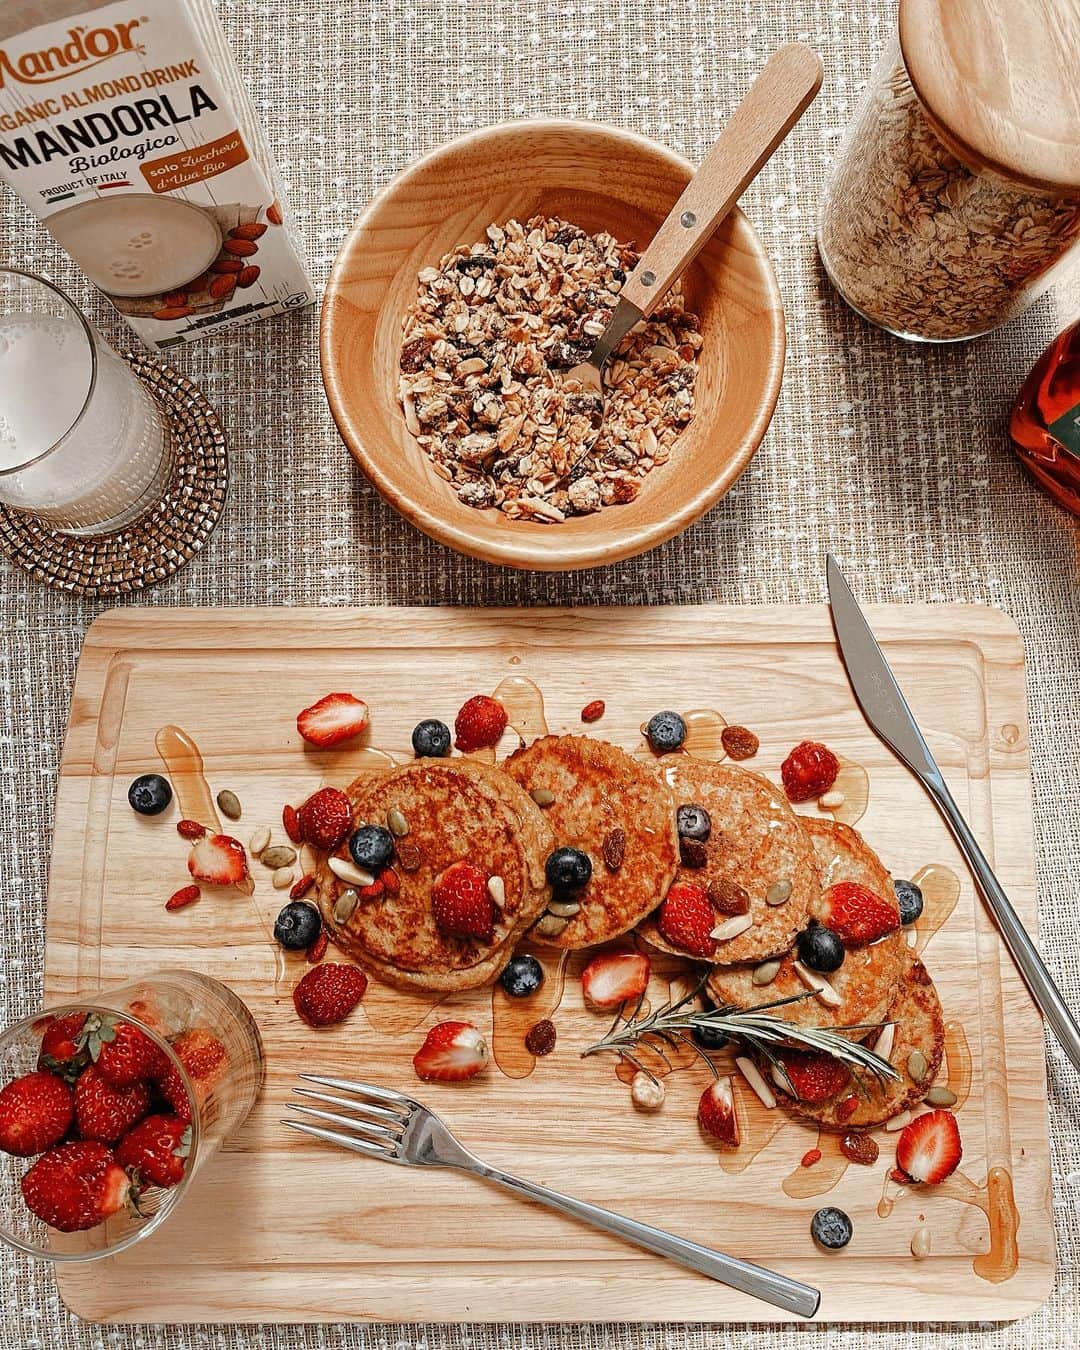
left=288, top=1103, right=402, bottom=1145
left=281, top=1119, right=399, bottom=1162
left=292, top=1087, right=406, bottom=1125
left=298, top=1074, right=414, bottom=1112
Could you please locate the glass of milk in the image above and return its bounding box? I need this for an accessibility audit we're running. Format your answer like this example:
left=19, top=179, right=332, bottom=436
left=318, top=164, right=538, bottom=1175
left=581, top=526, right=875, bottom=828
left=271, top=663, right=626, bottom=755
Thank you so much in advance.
left=0, top=269, right=173, bottom=535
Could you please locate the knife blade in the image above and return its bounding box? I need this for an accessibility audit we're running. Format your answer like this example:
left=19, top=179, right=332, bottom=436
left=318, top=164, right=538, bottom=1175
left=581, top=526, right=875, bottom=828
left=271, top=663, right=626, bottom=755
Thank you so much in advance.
left=826, top=553, right=1080, bottom=1072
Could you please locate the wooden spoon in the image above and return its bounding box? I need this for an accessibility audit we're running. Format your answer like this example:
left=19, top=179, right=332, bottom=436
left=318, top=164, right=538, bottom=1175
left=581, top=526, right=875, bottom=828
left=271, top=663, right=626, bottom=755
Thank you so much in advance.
left=561, top=43, right=823, bottom=469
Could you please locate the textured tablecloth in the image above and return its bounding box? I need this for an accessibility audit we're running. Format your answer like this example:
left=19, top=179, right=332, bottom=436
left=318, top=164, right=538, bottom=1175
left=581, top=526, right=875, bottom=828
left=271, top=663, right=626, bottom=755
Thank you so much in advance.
left=1, top=0, right=1078, bottom=1345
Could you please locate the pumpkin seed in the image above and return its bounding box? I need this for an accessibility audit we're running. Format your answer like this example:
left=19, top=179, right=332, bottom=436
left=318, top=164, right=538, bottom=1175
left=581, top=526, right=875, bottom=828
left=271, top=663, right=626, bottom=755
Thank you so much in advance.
left=535, top=914, right=568, bottom=938
left=216, top=789, right=242, bottom=820
left=387, top=808, right=409, bottom=837
left=328, top=855, right=375, bottom=887
left=547, top=898, right=581, bottom=918
left=907, top=1049, right=928, bottom=1083
left=334, top=889, right=359, bottom=923
left=925, top=1085, right=957, bottom=1107
left=262, top=845, right=297, bottom=869
left=486, top=876, right=506, bottom=910
left=766, top=878, right=793, bottom=906
left=248, top=826, right=271, bottom=856
left=272, top=866, right=293, bottom=889
left=530, top=788, right=555, bottom=807
left=752, top=959, right=782, bottom=986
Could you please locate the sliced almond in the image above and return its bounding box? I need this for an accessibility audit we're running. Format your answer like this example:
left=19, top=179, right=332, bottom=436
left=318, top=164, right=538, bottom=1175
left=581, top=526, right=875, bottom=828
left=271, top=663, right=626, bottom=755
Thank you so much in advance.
left=885, top=1109, right=913, bottom=1132
left=248, top=826, right=271, bottom=856
left=792, top=960, right=842, bottom=1008
left=735, top=1055, right=776, bottom=1109
left=819, top=790, right=846, bottom=809
left=874, top=1021, right=897, bottom=1063
left=487, top=875, right=506, bottom=911
left=710, top=912, right=753, bottom=942
left=329, top=856, right=375, bottom=887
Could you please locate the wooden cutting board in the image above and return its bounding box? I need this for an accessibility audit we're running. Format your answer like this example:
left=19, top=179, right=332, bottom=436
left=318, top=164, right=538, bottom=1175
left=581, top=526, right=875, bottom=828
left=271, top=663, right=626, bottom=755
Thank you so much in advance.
left=43, top=605, right=1053, bottom=1324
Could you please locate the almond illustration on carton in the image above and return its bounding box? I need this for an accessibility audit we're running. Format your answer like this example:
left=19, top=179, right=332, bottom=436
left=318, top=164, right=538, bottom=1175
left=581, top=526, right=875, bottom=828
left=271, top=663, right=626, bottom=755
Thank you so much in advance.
left=223, top=238, right=258, bottom=257
left=266, top=200, right=283, bottom=225
left=209, top=274, right=237, bottom=299
left=211, top=258, right=244, bottom=274
left=229, top=222, right=266, bottom=241
left=152, top=306, right=193, bottom=321
left=236, top=266, right=261, bottom=289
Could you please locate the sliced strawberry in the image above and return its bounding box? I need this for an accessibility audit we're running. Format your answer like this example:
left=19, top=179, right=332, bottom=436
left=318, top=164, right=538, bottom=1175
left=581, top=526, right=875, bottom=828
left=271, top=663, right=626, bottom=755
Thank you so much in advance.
left=95, top=1020, right=166, bottom=1089
left=292, top=963, right=368, bottom=1027
left=432, top=861, right=495, bottom=941
left=297, top=787, right=353, bottom=851
left=296, top=692, right=369, bottom=749
left=823, top=882, right=899, bottom=946
left=895, top=1109, right=962, bottom=1184
left=656, top=881, right=716, bottom=958
left=116, top=1113, right=191, bottom=1188
left=188, top=833, right=249, bottom=887
left=581, top=952, right=651, bottom=1008
left=698, top=1077, right=739, bottom=1146
left=453, top=694, right=507, bottom=752
left=412, top=1021, right=489, bottom=1082
left=780, top=741, right=840, bottom=802
left=74, top=1065, right=151, bottom=1144
left=773, top=1049, right=851, bottom=1104
left=0, top=1071, right=73, bottom=1157
left=21, top=1140, right=130, bottom=1232
left=37, top=1013, right=88, bottom=1076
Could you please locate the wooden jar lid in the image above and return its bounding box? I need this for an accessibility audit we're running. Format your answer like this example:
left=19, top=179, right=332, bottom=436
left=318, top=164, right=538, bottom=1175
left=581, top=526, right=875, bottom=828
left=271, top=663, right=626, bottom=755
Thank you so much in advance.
left=899, top=0, right=1080, bottom=193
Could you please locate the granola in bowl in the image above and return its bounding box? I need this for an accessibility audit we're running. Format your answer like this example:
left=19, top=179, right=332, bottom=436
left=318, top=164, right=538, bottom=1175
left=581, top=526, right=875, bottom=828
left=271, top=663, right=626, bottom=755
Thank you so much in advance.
left=397, top=216, right=702, bottom=522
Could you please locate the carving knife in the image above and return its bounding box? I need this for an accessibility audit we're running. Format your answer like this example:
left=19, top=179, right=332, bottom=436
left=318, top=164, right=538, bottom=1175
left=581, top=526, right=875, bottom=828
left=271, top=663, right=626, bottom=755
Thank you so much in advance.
left=826, top=553, right=1080, bottom=1072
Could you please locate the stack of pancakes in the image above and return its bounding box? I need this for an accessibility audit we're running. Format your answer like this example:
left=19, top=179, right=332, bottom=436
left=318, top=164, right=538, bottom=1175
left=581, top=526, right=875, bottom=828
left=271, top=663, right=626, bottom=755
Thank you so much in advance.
left=313, top=735, right=943, bottom=1129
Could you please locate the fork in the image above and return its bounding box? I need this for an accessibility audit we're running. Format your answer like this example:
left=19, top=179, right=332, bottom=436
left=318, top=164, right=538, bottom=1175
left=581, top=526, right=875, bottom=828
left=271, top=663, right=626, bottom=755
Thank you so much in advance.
left=283, top=1075, right=821, bottom=1318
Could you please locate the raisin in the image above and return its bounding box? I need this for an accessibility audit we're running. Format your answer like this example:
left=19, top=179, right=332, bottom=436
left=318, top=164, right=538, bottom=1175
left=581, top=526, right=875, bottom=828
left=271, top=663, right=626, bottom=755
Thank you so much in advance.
left=680, top=838, right=708, bottom=870
left=400, top=337, right=433, bottom=373
left=840, top=1132, right=879, bottom=1165
left=721, top=725, right=760, bottom=761
left=525, top=1019, right=556, bottom=1056
left=602, top=828, right=626, bottom=871
left=552, top=226, right=583, bottom=246
left=709, top=878, right=750, bottom=916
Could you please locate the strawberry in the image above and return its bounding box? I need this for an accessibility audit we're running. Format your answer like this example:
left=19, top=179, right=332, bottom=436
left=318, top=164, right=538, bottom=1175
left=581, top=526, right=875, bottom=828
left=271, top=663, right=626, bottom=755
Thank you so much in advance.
left=155, top=1066, right=192, bottom=1123
left=823, top=882, right=900, bottom=946
left=412, top=1021, right=489, bottom=1082
left=780, top=740, right=840, bottom=802
left=171, top=1029, right=228, bottom=1096
left=95, top=1020, right=166, bottom=1089
left=894, top=1109, right=962, bottom=1184
left=432, top=861, right=495, bottom=940
left=188, top=833, right=249, bottom=887
left=453, top=694, right=507, bottom=752
left=773, top=1049, right=851, bottom=1104
left=296, top=692, right=369, bottom=749
left=698, top=1077, right=740, bottom=1146
left=292, top=963, right=368, bottom=1027
left=21, top=1140, right=131, bottom=1232
left=74, top=1065, right=151, bottom=1144
left=298, top=787, right=353, bottom=850
left=581, top=952, right=651, bottom=1008
left=0, top=1071, right=74, bottom=1156
left=116, top=1113, right=191, bottom=1188
left=656, top=881, right=716, bottom=958
left=38, top=1013, right=88, bottom=1076
left=166, top=884, right=201, bottom=911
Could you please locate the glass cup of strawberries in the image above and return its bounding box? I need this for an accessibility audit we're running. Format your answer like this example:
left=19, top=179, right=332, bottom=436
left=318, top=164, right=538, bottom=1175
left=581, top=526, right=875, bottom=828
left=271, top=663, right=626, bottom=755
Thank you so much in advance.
left=0, top=969, right=262, bottom=1261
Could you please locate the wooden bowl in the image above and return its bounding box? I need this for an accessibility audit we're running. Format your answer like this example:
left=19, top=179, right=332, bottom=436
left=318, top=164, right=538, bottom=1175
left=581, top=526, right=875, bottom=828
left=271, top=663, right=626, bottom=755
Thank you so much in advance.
left=321, top=121, right=785, bottom=571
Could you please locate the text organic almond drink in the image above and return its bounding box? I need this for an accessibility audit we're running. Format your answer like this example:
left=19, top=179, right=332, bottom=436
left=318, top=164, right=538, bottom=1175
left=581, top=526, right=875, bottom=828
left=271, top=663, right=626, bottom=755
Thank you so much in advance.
left=0, top=0, right=314, bottom=348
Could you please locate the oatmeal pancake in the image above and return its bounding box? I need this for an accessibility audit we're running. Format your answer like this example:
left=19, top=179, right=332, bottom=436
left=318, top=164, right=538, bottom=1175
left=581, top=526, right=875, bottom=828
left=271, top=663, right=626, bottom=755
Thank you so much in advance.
left=768, top=951, right=946, bottom=1131
left=639, top=760, right=816, bottom=964
left=503, top=735, right=679, bottom=948
left=707, top=818, right=905, bottom=1031
left=315, top=758, right=552, bottom=992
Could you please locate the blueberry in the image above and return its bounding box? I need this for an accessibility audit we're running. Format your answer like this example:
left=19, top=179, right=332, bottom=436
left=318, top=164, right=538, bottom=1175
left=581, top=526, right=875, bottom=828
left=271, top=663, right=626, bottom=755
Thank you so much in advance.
left=545, top=847, right=592, bottom=890
left=349, top=825, right=395, bottom=872
left=692, top=1021, right=729, bottom=1051
left=273, top=902, right=322, bottom=951
left=412, top=719, right=451, bottom=758
left=811, top=1206, right=853, bottom=1250
left=677, top=803, right=711, bottom=841
left=894, top=878, right=924, bottom=926
left=500, top=955, right=545, bottom=998
left=796, top=920, right=845, bottom=973
left=127, top=773, right=172, bottom=816
left=646, top=710, right=687, bottom=754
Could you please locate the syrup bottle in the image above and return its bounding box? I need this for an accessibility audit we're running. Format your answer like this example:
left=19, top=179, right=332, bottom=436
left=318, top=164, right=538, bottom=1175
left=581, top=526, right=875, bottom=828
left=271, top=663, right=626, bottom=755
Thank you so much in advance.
left=1009, top=320, right=1080, bottom=516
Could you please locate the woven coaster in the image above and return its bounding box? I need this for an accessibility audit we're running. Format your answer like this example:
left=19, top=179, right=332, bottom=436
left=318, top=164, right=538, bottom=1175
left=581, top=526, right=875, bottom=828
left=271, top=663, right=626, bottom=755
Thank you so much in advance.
left=0, top=353, right=228, bottom=597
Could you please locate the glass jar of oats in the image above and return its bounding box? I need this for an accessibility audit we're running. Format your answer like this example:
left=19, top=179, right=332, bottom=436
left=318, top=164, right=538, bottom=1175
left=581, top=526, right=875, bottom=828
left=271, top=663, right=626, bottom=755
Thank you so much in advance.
left=819, top=0, right=1080, bottom=342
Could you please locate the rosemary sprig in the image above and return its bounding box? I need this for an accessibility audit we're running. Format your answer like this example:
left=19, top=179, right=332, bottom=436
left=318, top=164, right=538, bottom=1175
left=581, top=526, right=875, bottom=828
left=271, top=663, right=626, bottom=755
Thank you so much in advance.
left=581, top=975, right=900, bottom=1091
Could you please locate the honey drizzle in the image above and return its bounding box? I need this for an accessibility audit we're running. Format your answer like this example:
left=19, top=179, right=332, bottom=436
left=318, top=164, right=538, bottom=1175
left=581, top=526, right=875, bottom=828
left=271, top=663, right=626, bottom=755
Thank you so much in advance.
left=491, top=946, right=568, bottom=1079
left=912, top=864, right=960, bottom=954
left=492, top=676, right=549, bottom=743
left=681, top=710, right=729, bottom=761
left=878, top=1166, right=1019, bottom=1283
left=155, top=724, right=221, bottom=831
left=717, top=1087, right=785, bottom=1175
left=323, top=746, right=399, bottom=789
left=362, top=980, right=444, bottom=1037
left=818, top=755, right=870, bottom=826
left=944, top=1021, right=972, bottom=1108
left=781, top=1129, right=851, bottom=1198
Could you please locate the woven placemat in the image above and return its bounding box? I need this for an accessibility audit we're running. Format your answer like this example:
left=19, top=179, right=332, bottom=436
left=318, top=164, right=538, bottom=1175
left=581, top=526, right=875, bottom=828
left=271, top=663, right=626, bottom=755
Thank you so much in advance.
left=0, top=355, right=227, bottom=597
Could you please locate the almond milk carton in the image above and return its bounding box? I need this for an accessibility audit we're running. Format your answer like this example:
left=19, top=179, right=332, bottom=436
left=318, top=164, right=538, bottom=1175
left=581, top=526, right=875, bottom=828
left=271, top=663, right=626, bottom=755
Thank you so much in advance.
left=0, top=0, right=314, bottom=348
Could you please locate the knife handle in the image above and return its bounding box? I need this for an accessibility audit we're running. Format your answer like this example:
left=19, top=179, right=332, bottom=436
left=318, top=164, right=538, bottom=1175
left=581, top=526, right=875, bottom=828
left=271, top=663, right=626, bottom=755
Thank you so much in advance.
left=926, top=774, right=1080, bottom=1072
